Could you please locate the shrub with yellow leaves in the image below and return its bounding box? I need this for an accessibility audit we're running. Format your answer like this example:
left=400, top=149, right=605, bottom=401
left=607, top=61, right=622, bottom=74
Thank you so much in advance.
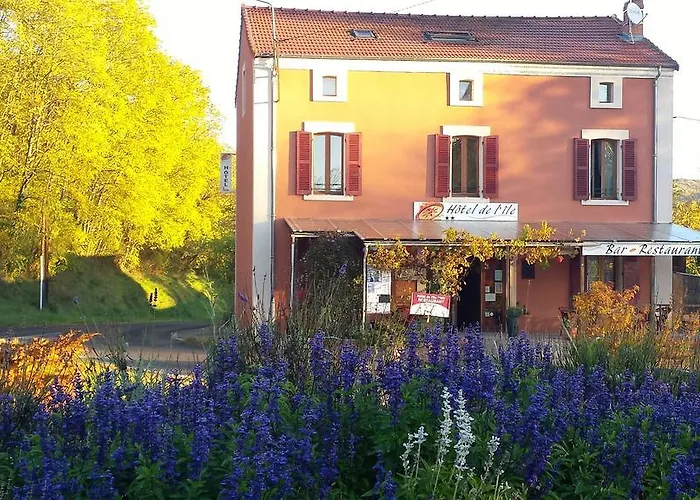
left=655, top=311, right=700, bottom=371
left=0, top=331, right=95, bottom=400
left=571, top=281, right=644, bottom=348
left=569, top=281, right=699, bottom=375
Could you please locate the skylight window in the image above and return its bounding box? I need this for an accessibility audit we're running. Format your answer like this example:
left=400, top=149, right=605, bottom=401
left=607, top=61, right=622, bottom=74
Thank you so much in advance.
left=423, top=31, right=476, bottom=43
left=351, top=29, right=377, bottom=39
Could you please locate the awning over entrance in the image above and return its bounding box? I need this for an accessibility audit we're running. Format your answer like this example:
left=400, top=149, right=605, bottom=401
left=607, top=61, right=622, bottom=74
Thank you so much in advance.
left=285, top=218, right=700, bottom=252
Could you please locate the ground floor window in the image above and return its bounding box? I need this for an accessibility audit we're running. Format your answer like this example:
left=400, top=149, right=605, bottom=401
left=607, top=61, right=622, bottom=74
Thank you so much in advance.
left=586, top=256, right=618, bottom=290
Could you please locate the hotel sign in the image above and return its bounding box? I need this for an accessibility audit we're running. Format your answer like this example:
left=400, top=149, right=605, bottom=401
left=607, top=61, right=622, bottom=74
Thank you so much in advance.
left=220, top=153, right=233, bottom=194
left=413, top=202, right=518, bottom=222
left=583, top=242, right=700, bottom=256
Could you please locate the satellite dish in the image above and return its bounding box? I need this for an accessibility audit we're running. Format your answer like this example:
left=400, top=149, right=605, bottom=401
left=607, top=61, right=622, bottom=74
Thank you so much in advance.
left=626, top=2, right=644, bottom=25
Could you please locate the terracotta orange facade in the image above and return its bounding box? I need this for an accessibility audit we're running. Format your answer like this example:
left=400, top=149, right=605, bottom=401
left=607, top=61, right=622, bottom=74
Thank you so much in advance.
left=235, top=4, right=695, bottom=333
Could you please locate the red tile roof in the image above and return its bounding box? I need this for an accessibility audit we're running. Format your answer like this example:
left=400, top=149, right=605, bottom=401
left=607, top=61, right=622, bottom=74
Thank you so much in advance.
left=241, top=6, right=678, bottom=70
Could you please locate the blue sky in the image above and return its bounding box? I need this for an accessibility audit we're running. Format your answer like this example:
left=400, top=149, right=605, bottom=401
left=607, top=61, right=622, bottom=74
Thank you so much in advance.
left=145, top=0, right=699, bottom=179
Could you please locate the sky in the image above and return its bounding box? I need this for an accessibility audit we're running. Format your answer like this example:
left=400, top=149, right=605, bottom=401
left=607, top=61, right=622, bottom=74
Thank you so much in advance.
left=145, top=0, right=699, bottom=179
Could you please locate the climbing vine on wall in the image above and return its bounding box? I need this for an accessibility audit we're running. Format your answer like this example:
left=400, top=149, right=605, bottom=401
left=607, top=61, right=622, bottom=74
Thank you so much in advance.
left=366, top=222, right=586, bottom=296
left=365, top=239, right=415, bottom=271
left=424, top=229, right=504, bottom=296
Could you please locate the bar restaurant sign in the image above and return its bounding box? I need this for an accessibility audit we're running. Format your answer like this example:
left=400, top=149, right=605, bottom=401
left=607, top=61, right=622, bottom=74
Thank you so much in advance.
left=413, top=201, right=518, bottom=222
left=583, top=242, right=700, bottom=256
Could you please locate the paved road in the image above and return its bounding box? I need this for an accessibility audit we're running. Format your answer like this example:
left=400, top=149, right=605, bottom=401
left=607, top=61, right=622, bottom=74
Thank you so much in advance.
left=0, top=321, right=214, bottom=371
left=1, top=322, right=568, bottom=372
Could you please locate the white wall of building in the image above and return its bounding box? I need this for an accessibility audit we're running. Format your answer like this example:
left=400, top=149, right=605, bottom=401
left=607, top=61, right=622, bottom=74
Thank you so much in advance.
left=252, top=58, right=275, bottom=317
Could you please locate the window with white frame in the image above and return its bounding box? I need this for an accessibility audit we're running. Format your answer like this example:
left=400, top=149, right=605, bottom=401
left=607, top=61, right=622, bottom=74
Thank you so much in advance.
left=451, top=136, right=480, bottom=196
left=598, top=82, right=614, bottom=104
left=295, top=122, right=361, bottom=199
left=311, top=69, right=348, bottom=102
left=321, top=76, right=337, bottom=97
left=590, top=76, right=622, bottom=109
left=435, top=126, right=498, bottom=199
left=575, top=129, right=635, bottom=204
left=449, top=72, right=483, bottom=107
left=590, top=138, right=620, bottom=200
left=312, top=132, right=344, bottom=194
left=458, top=80, right=474, bottom=102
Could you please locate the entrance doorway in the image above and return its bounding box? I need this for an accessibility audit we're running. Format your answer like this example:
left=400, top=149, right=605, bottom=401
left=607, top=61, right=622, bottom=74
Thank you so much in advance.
left=456, top=260, right=481, bottom=329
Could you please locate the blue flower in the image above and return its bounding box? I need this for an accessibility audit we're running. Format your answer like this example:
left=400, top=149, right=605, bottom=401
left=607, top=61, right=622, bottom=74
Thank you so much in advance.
left=379, top=359, right=404, bottom=422
left=668, top=452, right=698, bottom=499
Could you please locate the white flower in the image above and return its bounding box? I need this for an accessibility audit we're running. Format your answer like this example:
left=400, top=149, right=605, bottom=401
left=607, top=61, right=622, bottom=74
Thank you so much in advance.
left=400, top=433, right=415, bottom=475
left=414, top=425, right=428, bottom=445
left=400, top=425, right=428, bottom=476
left=453, top=390, right=475, bottom=479
left=483, top=434, right=500, bottom=476
left=436, top=387, right=453, bottom=468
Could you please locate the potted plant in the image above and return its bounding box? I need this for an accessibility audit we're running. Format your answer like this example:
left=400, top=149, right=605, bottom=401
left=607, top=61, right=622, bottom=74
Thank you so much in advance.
left=505, top=304, right=526, bottom=337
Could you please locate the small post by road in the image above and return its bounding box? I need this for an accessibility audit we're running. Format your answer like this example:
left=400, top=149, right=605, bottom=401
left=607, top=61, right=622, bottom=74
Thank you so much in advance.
left=39, top=213, right=48, bottom=310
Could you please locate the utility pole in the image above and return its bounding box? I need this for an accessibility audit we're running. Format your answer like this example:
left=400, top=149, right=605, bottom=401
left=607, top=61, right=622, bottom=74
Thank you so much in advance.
left=39, top=212, right=48, bottom=309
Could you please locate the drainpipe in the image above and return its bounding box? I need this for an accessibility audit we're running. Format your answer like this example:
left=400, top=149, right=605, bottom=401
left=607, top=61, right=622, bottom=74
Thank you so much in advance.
left=653, top=66, right=661, bottom=224
left=362, top=244, right=368, bottom=327
left=651, top=66, right=662, bottom=325
left=255, top=1, right=279, bottom=313
left=290, top=235, right=296, bottom=308
left=268, top=65, right=276, bottom=313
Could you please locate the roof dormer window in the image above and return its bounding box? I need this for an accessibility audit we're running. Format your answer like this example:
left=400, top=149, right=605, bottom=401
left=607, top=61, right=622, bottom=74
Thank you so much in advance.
left=423, top=31, right=476, bottom=43
left=350, top=29, right=377, bottom=39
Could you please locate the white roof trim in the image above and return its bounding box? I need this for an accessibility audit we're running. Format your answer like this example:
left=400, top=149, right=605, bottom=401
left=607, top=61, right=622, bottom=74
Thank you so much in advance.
left=278, top=57, right=674, bottom=79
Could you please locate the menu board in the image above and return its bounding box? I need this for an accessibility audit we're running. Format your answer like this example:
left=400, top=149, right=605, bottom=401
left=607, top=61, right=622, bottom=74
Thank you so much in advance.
left=366, top=267, right=391, bottom=314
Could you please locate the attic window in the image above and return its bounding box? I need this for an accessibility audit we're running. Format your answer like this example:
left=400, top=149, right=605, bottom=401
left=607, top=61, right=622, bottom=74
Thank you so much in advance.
left=351, top=29, right=376, bottom=39
left=598, top=82, right=614, bottom=103
left=424, top=31, right=476, bottom=43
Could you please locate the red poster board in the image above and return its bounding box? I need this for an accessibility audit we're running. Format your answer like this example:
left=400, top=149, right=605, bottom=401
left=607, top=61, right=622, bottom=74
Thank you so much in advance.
left=409, top=293, right=451, bottom=318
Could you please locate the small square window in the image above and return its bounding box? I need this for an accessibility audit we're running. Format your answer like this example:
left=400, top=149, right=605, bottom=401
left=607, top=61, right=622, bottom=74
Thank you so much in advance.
left=599, top=82, right=614, bottom=104
left=322, top=76, right=337, bottom=97
left=521, top=262, right=536, bottom=280
left=459, top=80, right=473, bottom=101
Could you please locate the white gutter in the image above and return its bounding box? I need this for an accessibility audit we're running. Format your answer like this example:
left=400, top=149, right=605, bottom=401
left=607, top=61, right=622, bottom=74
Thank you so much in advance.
left=362, top=244, right=368, bottom=326
left=269, top=66, right=276, bottom=308
left=290, top=235, right=296, bottom=307
left=255, top=1, right=279, bottom=311
left=651, top=66, right=662, bottom=315
left=653, top=66, right=661, bottom=223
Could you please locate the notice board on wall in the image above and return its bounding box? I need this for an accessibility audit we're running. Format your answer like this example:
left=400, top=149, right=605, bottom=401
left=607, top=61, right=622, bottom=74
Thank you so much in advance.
left=366, top=267, right=391, bottom=314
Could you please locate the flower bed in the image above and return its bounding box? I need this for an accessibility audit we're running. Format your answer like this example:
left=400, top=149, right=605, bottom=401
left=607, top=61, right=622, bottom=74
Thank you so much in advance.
left=0, top=325, right=698, bottom=499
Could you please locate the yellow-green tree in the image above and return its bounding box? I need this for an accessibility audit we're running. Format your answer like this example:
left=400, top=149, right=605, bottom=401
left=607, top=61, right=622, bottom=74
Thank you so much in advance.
left=0, top=0, right=231, bottom=277
left=673, top=198, right=700, bottom=274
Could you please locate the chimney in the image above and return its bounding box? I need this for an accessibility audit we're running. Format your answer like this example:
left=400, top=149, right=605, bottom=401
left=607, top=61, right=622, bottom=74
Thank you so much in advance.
left=622, top=0, right=644, bottom=41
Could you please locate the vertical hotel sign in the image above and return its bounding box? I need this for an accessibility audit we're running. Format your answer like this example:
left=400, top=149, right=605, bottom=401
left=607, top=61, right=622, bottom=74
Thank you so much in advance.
left=220, top=153, right=233, bottom=194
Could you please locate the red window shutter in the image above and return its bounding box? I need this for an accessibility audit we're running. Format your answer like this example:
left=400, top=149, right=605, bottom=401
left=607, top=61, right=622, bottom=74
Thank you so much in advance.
left=433, top=134, right=450, bottom=197
left=295, top=131, right=312, bottom=195
left=622, top=139, right=637, bottom=201
left=573, top=138, right=590, bottom=200
left=483, top=135, right=499, bottom=198
left=345, top=132, right=362, bottom=196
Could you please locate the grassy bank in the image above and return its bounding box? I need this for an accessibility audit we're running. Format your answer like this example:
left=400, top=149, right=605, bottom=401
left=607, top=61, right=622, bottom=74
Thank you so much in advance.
left=0, top=256, right=232, bottom=327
